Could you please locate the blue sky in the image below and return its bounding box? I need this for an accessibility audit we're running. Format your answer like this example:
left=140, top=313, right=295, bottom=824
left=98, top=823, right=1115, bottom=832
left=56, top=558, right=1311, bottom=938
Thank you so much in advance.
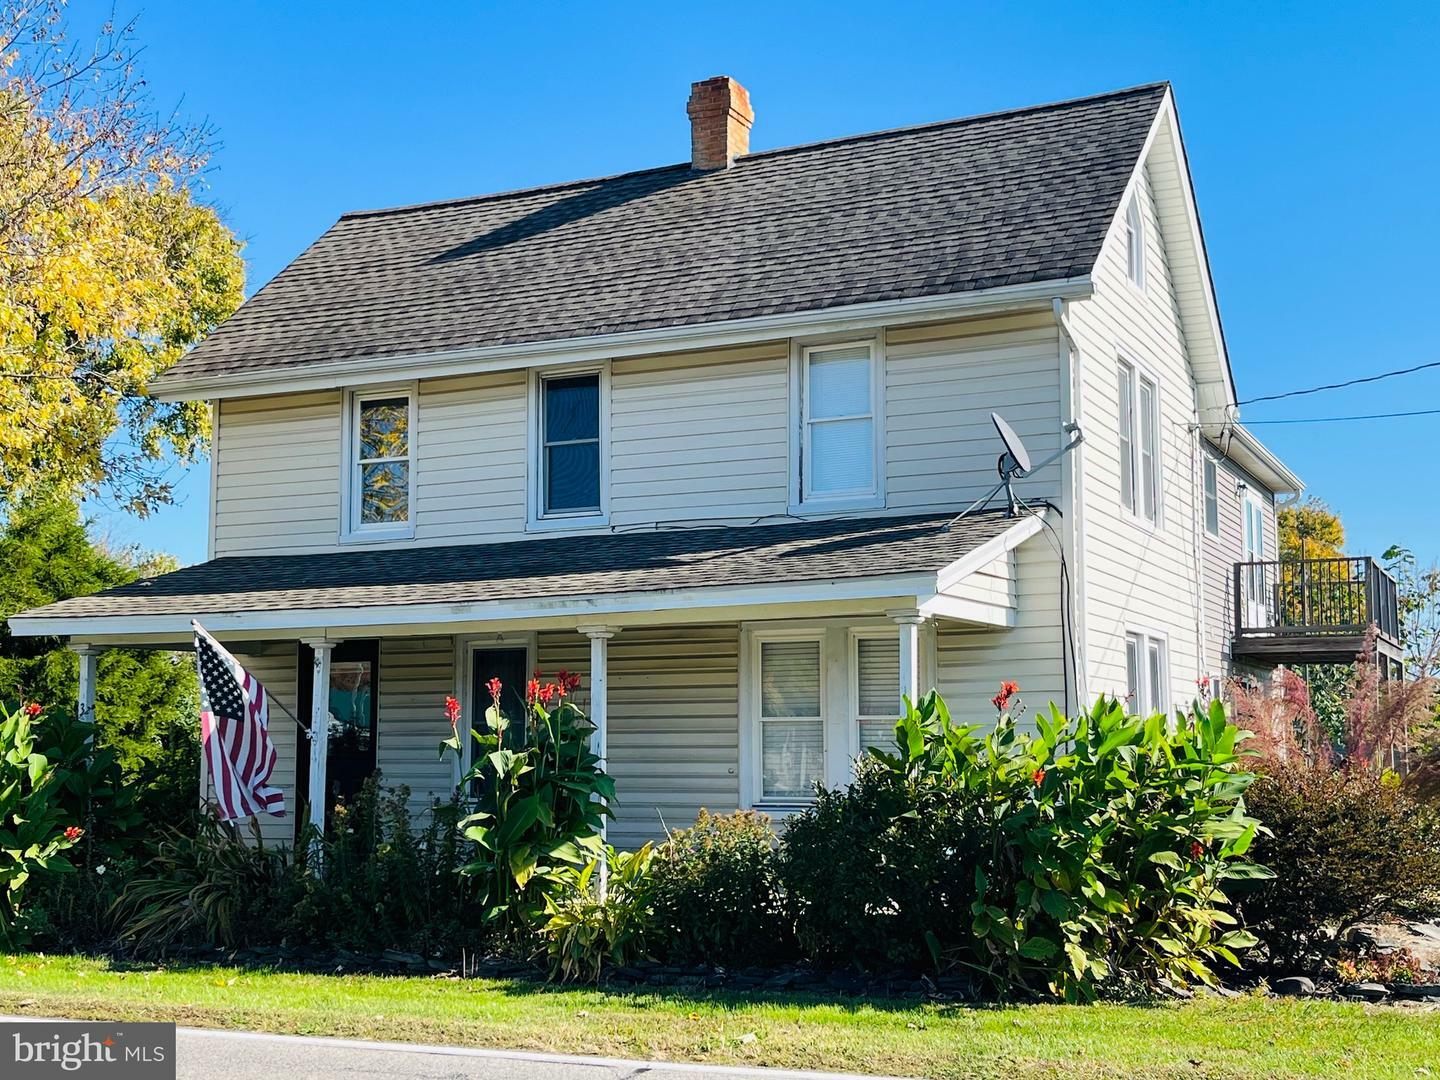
left=81, top=1, right=1439, bottom=566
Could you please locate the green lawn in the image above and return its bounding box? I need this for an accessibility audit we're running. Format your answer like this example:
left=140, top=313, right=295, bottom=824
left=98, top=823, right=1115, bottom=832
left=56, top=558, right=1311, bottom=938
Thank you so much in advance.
left=0, top=954, right=1432, bottom=1079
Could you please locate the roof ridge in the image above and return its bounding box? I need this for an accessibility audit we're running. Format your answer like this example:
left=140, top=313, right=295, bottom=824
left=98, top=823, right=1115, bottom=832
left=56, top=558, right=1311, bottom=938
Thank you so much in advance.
left=743, top=81, right=1170, bottom=163
left=335, top=82, right=1170, bottom=223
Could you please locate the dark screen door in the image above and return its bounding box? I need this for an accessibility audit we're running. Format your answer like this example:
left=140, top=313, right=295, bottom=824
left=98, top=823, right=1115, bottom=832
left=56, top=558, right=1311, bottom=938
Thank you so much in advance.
left=470, top=647, right=530, bottom=792
left=296, top=640, right=378, bottom=835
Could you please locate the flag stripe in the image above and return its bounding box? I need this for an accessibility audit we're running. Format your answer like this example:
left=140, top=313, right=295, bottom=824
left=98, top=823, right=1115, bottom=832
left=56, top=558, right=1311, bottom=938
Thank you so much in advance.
left=194, top=624, right=286, bottom=822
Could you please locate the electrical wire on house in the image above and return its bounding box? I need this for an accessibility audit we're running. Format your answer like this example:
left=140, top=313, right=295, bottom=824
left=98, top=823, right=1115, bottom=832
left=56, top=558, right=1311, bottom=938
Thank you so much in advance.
left=1237, top=359, right=1440, bottom=406
left=1015, top=495, right=1078, bottom=716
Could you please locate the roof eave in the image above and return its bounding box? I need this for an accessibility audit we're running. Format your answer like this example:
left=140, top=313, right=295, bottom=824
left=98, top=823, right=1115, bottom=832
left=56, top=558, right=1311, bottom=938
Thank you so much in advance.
left=1204, top=422, right=1304, bottom=495
left=151, top=276, right=1094, bottom=402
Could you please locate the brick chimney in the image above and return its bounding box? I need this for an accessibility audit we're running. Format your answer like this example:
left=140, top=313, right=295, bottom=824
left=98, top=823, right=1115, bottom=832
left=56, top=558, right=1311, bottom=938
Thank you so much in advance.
left=686, top=76, right=753, bottom=171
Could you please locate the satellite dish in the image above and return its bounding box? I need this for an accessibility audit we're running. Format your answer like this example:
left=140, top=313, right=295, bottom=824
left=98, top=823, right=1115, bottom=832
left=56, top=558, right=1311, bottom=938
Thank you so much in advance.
left=992, top=413, right=1032, bottom=476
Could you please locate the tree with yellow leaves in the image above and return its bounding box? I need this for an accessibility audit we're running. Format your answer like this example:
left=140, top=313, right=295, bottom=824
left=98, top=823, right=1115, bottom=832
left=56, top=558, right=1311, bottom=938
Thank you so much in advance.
left=0, top=1, right=244, bottom=515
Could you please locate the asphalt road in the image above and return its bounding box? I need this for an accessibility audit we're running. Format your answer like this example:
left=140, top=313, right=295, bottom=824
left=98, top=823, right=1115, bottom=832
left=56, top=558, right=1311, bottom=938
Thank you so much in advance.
left=168, top=1025, right=901, bottom=1080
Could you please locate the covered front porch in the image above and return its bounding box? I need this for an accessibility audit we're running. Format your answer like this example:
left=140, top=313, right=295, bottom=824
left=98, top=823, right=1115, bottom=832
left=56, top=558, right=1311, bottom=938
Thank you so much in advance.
left=12, top=508, right=1062, bottom=848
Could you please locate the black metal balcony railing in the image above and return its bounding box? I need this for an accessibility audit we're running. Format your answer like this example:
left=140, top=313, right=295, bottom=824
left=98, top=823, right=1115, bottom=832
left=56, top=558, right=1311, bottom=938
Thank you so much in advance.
left=1233, top=556, right=1401, bottom=643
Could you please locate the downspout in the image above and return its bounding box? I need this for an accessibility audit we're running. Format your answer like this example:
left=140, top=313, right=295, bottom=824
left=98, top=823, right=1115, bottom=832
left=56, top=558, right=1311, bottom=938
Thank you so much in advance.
left=1052, top=298, right=1090, bottom=708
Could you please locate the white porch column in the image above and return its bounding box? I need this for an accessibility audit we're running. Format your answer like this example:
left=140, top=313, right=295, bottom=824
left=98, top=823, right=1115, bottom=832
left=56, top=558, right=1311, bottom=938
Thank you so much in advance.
left=72, top=643, right=100, bottom=725
left=888, top=609, right=927, bottom=705
left=303, top=640, right=338, bottom=835
left=578, top=624, right=618, bottom=896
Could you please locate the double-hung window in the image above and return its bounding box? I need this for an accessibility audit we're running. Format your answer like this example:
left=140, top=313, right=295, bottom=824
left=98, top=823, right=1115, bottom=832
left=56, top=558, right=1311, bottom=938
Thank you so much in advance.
left=755, top=637, right=825, bottom=803
left=1124, top=630, right=1169, bottom=715
left=854, top=634, right=901, bottom=754
left=535, top=370, right=604, bottom=521
left=1117, top=358, right=1160, bottom=523
left=1124, top=194, right=1146, bottom=290
left=1203, top=458, right=1220, bottom=536
left=345, top=390, right=415, bottom=538
left=796, top=342, right=881, bottom=508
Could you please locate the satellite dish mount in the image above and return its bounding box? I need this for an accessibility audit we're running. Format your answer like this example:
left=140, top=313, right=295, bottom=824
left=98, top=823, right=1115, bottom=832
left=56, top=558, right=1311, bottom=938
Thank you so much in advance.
left=943, top=413, right=1085, bottom=528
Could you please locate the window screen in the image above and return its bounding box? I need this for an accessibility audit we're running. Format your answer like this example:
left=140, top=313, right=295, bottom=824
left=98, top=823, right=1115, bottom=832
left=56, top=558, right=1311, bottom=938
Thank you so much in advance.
left=804, top=345, right=875, bottom=499
left=542, top=374, right=601, bottom=514
left=856, top=636, right=900, bottom=752
left=758, top=639, right=823, bottom=800
left=355, top=395, right=410, bottom=526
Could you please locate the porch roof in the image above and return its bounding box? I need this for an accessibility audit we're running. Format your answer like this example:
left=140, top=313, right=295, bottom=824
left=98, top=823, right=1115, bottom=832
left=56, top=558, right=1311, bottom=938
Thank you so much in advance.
left=8, top=508, right=1042, bottom=640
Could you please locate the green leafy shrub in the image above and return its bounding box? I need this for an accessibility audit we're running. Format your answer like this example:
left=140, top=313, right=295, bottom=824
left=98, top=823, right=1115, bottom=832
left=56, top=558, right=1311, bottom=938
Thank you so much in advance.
left=541, top=843, right=655, bottom=982
left=956, top=695, right=1270, bottom=1000
left=287, top=776, right=482, bottom=956
left=27, top=706, right=146, bottom=949
left=441, top=676, right=609, bottom=937
left=789, top=691, right=1268, bottom=999
left=649, top=809, right=791, bottom=967
left=0, top=701, right=82, bottom=945
left=1237, top=765, right=1440, bottom=970
left=781, top=760, right=981, bottom=970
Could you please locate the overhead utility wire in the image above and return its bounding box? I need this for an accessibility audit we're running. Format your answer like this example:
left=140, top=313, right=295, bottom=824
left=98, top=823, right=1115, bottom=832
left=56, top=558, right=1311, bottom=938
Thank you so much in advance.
left=1238, top=359, right=1440, bottom=405
left=1240, top=408, right=1440, bottom=425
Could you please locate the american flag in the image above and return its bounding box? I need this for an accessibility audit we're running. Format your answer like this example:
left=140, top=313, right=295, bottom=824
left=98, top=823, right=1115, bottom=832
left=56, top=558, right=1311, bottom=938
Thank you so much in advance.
left=194, top=622, right=285, bottom=820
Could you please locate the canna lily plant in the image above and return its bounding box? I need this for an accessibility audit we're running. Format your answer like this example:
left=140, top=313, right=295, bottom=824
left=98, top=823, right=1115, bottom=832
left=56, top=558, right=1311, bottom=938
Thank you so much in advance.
left=439, top=672, right=612, bottom=937
left=872, top=687, right=1272, bottom=1001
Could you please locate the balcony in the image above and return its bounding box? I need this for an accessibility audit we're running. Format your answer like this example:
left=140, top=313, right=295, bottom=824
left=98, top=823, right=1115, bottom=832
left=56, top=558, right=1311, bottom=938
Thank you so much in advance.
left=1232, top=556, right=1403, bottom=667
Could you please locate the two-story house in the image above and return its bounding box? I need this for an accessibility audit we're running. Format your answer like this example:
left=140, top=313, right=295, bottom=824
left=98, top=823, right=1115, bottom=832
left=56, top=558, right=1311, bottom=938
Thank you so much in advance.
left=11, top=79, right=1400, bottom=848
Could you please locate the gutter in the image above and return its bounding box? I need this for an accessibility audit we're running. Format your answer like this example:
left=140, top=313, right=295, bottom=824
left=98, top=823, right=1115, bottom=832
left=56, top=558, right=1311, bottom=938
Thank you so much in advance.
left=151, top=277, right=1095, bottom=402
left=1052, top=297, right=1090, bottom=708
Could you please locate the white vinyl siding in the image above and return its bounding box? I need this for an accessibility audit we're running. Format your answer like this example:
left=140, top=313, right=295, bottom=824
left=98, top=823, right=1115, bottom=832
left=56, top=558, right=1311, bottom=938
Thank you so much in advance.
left=796, top=342, right=882, bottom=509
left=538, top=626, right=740, bottom=850
left=375, top=637, right=456, bottom=823
left=855, top=635, right=900, bottom=753
left=1198, top=452, right=1279, bottom=676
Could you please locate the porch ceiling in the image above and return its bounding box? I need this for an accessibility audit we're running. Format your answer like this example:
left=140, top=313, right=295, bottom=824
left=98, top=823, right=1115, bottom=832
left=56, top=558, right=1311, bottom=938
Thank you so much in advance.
left=7, top=508, right=1043, bottom=643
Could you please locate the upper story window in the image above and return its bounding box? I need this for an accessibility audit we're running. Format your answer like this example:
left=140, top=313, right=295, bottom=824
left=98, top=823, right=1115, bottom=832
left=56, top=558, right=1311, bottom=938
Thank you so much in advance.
left=1203, top=458, right=1220, bottom=536
left=532, top=368, right=607, bottom=525
left=1125, top=630, right=1168, bottom=715
left=1117, top=358, right=1160, bottom=524
left=1124, top=194, right=1146, bottom=290
left=344, top=389, right=415, bottom=539
left=793, top=342, right=883, bottom=511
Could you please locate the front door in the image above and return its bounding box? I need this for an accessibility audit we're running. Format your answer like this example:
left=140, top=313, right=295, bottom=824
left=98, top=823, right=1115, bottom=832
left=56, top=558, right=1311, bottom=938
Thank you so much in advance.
left=296, top=640, right=378, bottom=833
left=469, top=647, right=531, bottom=791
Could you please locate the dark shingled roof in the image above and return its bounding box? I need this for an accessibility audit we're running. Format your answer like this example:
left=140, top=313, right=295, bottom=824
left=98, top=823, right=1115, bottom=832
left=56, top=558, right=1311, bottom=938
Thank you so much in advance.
left=166, top=84, right=1168, bottom=382
left=19, top=509, right=1023, bottom=621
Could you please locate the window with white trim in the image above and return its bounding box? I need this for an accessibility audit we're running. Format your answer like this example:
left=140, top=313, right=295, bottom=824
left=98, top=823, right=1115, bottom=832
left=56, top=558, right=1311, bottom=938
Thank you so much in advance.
left=537, top=371, right=603, bottom=518
left=1117, top=359, right=1160, bottom=523
left=1124, top=195, right=1146, bottom=289
left=756, top=637, right=825, bottom=802
left=1203, top=458, right=1219, bottom=536
left=797, top=342, right=881, bottom=506
left=1124, top=631, right=1168, bottom=715
left=855, top=635, right=900, bottom=754
left=346, top=390, right=414, bottom=537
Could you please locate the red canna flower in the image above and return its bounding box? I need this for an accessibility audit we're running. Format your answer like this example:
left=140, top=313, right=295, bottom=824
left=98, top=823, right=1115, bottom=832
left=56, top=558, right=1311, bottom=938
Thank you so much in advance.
left=63, top=826, right=83, bottom=841
left=485, top=678, right=502, bottom=705
left=537, top=682, right=558, bottom=707
left=526, top=678, right=541, bottom=706
left=1032, top=768, right=1045, bottom=786
left=991, top=680, right=1021, bottom=712
left=1190, top=840, right=1205, bottom=861
left=444, top=695, right=461, bottom=731
left=23, top=702, right=41, bottom=717
left=563, top=670, right=582, bottom=693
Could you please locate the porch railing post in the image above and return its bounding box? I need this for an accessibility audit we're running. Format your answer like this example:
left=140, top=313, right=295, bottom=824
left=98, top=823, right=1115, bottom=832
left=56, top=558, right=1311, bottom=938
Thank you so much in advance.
left=303, top=640, right=339, bottom=840
left=578, top=624, right=619, bottom=899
